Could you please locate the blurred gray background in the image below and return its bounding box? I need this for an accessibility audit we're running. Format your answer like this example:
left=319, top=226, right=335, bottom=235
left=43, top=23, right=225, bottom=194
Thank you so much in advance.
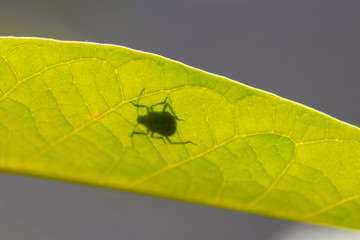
left=1, top=0, right=360, bottom=239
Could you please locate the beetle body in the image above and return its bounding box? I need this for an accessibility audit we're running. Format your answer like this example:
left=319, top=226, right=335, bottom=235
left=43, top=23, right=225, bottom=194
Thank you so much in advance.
left=138, top=111, right=176, bottom=137
left=130, top=88, right=196, bottom=145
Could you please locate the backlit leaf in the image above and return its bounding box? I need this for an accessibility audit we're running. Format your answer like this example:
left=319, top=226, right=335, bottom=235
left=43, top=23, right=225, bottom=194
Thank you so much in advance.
left=1, top=37, right=360, bottom=229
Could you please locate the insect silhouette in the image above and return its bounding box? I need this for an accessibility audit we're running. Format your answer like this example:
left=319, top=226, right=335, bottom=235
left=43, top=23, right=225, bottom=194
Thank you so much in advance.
left=130, top=89, right=197, bottom=145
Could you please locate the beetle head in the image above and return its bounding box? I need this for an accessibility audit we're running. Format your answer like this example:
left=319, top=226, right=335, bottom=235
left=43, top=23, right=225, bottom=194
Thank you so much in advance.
left=137, top=115, right=146, bottom=125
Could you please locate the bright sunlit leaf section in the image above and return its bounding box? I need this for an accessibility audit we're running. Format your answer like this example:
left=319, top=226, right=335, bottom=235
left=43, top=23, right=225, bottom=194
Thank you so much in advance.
left=1, top=37, right=360, bottom=230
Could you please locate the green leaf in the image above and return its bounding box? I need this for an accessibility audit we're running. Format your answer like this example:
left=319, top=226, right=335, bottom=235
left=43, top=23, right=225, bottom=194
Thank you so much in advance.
left=1, top=37, right=360, bottom=229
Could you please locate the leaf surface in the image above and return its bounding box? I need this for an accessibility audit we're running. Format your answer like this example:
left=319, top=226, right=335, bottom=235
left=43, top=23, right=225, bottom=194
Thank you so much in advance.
left=1, top=37, right=360, bottom=229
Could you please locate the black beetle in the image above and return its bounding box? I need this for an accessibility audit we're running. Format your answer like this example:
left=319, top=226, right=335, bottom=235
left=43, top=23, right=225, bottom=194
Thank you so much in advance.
left=130, top=89, right=196, bottom=145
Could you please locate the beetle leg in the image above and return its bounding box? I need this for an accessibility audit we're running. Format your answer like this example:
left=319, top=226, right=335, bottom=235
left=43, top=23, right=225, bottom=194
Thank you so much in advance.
left=151, top=132, right=166, bottom=144
left=166, top=137, right=197, bottom=145
left=130, top=131, right=147, bottom=137
left=130, top=102, right=150, bottom=113
left=150, top=97, right=168, bottom=112
left=130, top=123, right=147, bottom=136
left=163, top=103, right=184, bottom=121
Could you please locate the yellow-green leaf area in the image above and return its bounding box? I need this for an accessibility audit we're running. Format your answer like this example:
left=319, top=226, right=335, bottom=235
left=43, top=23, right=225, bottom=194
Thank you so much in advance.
left=1, top=37, right=360, bottom=229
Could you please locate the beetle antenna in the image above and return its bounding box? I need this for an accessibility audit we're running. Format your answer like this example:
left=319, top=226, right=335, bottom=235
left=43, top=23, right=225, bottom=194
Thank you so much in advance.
left=135, top=88, right=145, bottom=115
